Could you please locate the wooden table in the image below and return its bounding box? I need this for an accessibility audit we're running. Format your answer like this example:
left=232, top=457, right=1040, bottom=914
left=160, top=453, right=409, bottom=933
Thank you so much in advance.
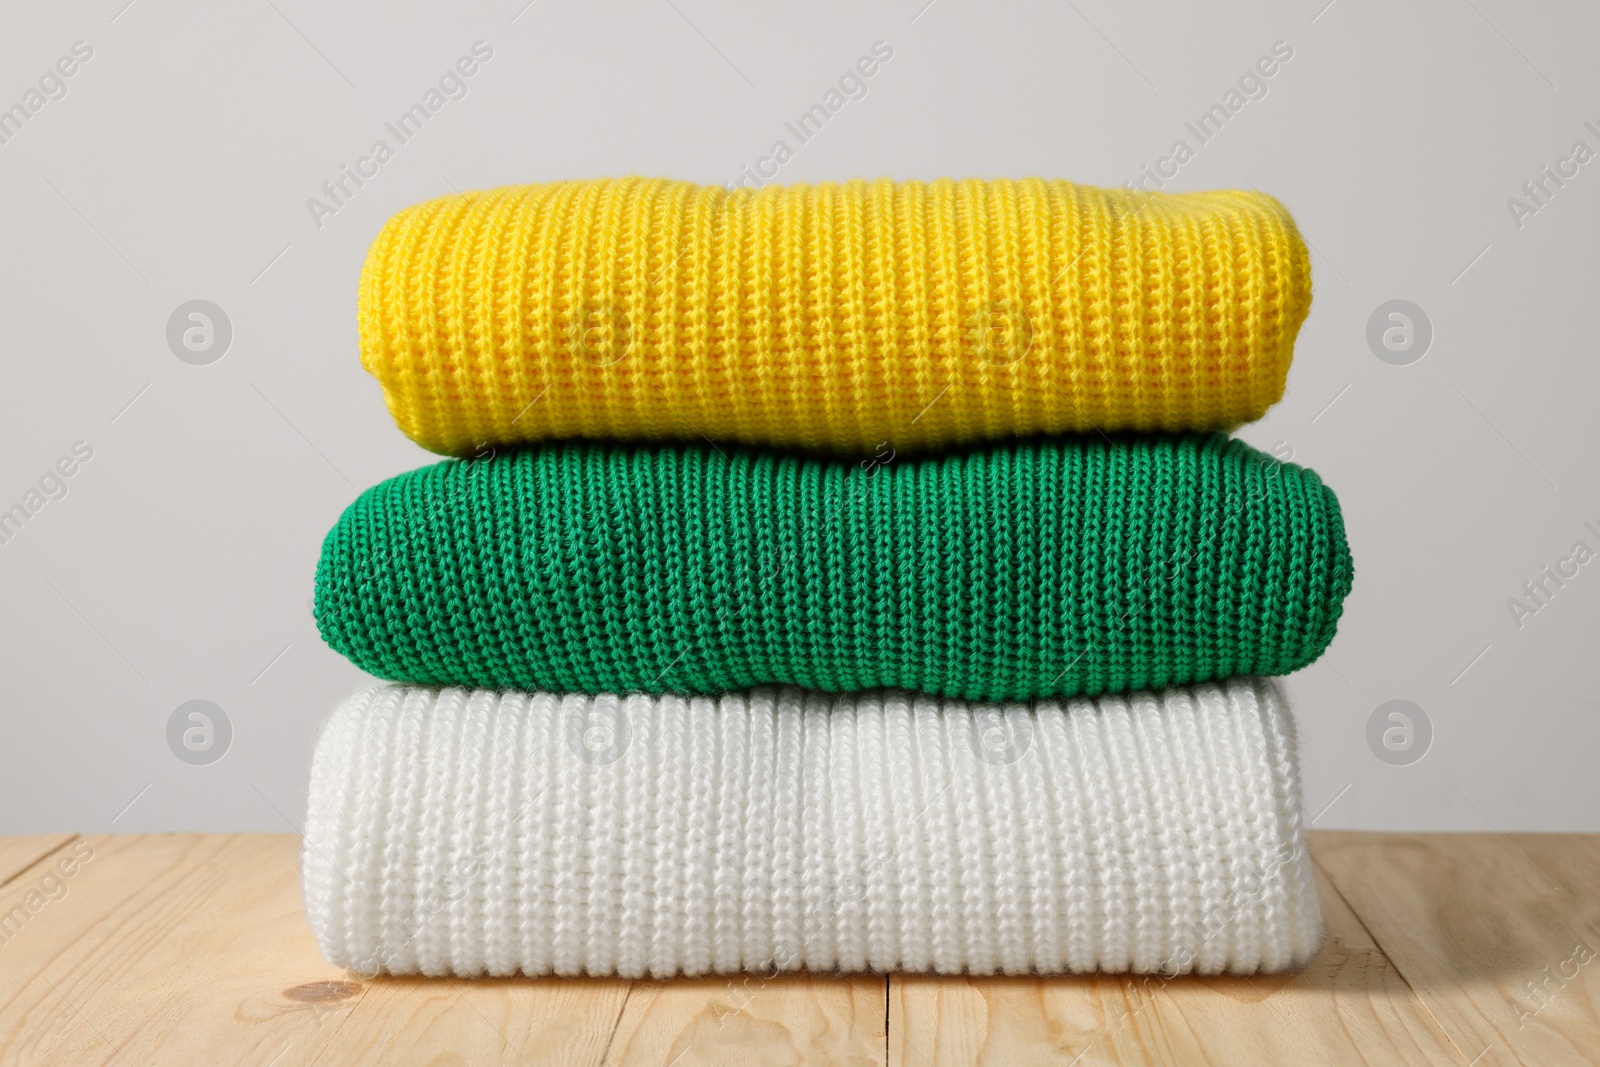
left=0, top=832, right=1596, bottom=1065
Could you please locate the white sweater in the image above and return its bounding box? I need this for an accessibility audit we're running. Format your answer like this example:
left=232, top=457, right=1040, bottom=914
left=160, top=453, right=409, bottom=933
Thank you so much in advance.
left=302, top=679, right=1322, bottom=978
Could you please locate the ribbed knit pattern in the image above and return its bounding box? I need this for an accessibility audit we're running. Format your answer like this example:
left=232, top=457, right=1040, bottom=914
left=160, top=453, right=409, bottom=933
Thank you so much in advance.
left=358, top=177, right=1311, bottom=457
left=313, top=434, right=1351, bottom=700
left=302, top=679, right=1322, bottom=978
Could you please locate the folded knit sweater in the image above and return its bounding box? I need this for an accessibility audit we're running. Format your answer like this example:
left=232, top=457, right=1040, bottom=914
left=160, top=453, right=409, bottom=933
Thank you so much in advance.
left=302, top=679, right=1323, bottom=978
left=314, top=433, right=1351, bottom=700
left=358, top=177, right=1311, bottom=456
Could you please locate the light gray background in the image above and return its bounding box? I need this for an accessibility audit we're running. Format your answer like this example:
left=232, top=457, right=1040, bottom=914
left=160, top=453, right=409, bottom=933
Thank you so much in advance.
left=2, top=0, right=1595, bottom=835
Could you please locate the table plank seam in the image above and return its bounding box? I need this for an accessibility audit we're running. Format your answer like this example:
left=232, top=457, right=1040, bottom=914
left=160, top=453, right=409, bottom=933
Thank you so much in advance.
left=5, top=834, right=1596, bottom=1065
left=883, top=973, right=890, bottom=1067
left=600, top=979, right=633, bottom=1066
left=1314, top=855, right=1474, bottom=1067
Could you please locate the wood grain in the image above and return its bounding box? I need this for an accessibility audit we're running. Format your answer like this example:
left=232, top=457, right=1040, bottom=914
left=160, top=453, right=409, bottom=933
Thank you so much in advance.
left=305, top=975, right=631, bottom=1067
left=0, top=832, right=1595, bottom=1065
left=0, top=834, right=634, bottom=1067
left=0, top=834, right=75, bottom=888
left=0, top=834, right=353, bottom=1067
left=1317, top=831, right=1600, bottom=1067
left=605, top=974, right=887, bottom=1066
left=886, top=858, right=1462, bottom=1066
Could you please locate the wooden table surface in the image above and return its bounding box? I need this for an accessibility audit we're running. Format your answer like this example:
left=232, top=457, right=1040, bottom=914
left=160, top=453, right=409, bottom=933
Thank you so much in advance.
left=0, top=832, right=1596, bottom=1065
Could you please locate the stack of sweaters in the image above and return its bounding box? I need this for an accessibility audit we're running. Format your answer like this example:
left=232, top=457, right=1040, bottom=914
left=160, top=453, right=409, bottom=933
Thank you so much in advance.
left=304, top=177, right=1352, bottom=979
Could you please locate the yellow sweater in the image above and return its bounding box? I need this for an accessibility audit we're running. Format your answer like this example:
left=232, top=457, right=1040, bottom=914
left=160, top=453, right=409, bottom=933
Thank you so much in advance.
left=358, top=177, right=1310, bottom=456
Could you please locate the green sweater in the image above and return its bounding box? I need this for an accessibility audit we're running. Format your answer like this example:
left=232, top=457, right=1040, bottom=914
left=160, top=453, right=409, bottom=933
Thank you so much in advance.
left=315, top=434, right=1352, bottom=700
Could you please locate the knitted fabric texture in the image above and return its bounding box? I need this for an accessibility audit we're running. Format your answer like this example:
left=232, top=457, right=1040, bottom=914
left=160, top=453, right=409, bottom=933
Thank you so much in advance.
left=301, top=679, right=1323, bottom=978
left=358, top=177, right=1311, bottom=456
left=314, top=433, right=1352, bottom=700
